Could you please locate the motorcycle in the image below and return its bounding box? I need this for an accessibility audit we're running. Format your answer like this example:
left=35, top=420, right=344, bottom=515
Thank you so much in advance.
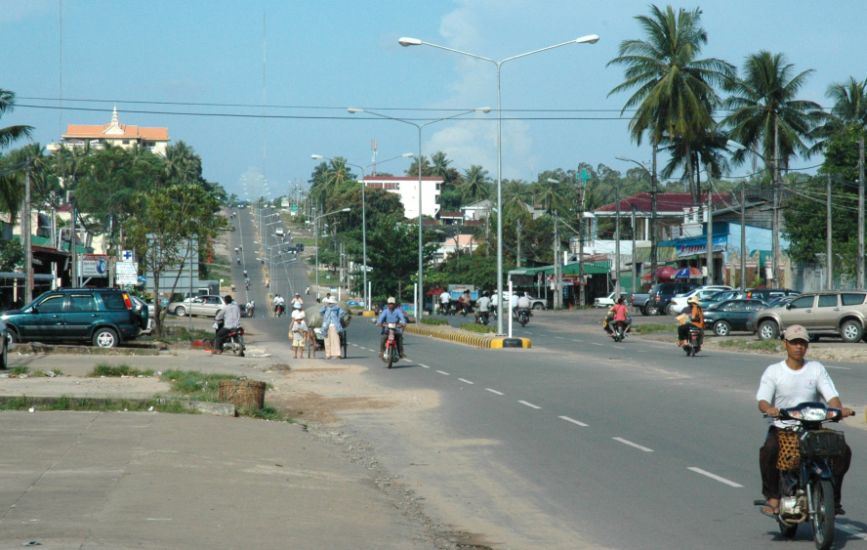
left=382, top=323, right=400, bottom=368
left=475, top=310, right=490, bottom=326
left=514, top=307, right=530, bottom=327
left=754, top=402, right=852, bottom=549
left=213, top=321, right=245, bottom=357
left=683, top=325, right=703, bottom=356
left=611, top=320, right=627, bottom=342
left=274, top=303, right=285, bottom=317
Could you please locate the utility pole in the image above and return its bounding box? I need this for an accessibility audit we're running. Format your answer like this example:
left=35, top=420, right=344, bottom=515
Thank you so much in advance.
left=70, top=192, right=78, bottom=287
left=578, top=177, right=587, bottom=307
left=650, top=145, right=658, bottom=285
left=553, top=213, right=561, bottom=309
left=23, top=168, right=33, bottom=304
left=631, top=206, right=637, bottom=296
left=614, top=179, right=621, bottom=299
left=827, top=173, right=834, bottom=290
left=705, top=166, right=714, bottom=285
left=772, top=116, right=781, bottom=285
left=740, top=180, right=746, bottom=290
left=858, top=136, right=865, bottom=289
left=516, top=218, right=522, bottom=268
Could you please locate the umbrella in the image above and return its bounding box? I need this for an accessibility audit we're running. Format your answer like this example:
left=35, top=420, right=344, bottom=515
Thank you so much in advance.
left=642, top=266, right=678, bottom=281
left=674, top=266, right=703, bottom=279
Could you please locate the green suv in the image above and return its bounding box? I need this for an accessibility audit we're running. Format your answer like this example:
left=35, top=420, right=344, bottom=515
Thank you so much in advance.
left=1, top=288, right=149, bottom=348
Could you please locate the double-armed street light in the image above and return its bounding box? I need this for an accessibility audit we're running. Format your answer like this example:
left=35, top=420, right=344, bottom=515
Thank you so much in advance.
left=314, top=207, right=351, bottom=300
left=347, top=106, right=490, bottom=317
left=311, top=152, right=413, bottom=310
left=399, top=33, right=599, bottom=333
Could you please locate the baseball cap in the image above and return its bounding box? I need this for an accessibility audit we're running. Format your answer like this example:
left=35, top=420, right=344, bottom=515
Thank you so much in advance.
left=387, top=297, right=396, bottom=304
left=783, top=325, right=810, bottom=342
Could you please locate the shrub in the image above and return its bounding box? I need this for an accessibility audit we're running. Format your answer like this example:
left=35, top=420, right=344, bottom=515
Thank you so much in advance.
left=460, top=322, right=496, bottom=334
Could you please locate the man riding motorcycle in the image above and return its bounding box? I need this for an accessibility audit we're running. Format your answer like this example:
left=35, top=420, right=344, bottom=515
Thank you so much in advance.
left=604, top=296, right=630, bottom=337
left=677, top=295, right=704, bottom=347
left=513, top=292, right=531, bottom=318
left=474, top=291, right=492, bottom=324
left=272, top=294, right=285, bottom=317
left=377, top=297, right=407, bottom=358
left=212, top=295, right=242, bottom=355
left=756, top=324, right=854, bottom=517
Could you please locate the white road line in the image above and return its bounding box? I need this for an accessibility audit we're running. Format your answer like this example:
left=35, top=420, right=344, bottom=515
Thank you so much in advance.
left=826, top=365, right=853, bottom=371
left=485, top=388, right=504, bottom=396
left=558, top=415, right=588, bottom=427
left=837, top=523, right=867, bottom=540
left=591, top=342, right=604, bottom=347
left=612, top=437, right=654, bottom=453
left=518, top=400, right=541, bottom=410
left=418, top=363, right=431, bottom=369
left=436, top=370, right=450, bottom=376
left=555, top=336, right=566, bottom=340
left=458, top=378, right=474, bottom=385
left=687, top=467, right=743, bottom=488
left=351, top=343, right=358, bottom=347
left=572, top=339, right=584, bottom=344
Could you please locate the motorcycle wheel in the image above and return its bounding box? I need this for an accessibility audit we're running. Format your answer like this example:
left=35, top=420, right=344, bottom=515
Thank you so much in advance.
left=684, top=346, right=691, bottom=356
left=387, top=346, right=396, bottom=369
left=811, top=479, right=835, bottom=550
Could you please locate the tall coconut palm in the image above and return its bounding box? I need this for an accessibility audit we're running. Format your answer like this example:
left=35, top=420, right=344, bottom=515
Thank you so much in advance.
left=0, top=89, right=32, bottom=150
left=460, top=165, right=490, bottom=203
left=0, top=90, right=33, bottom=220
left=165, top=141, right=203, bottom=184
left=722, top=51, right=824, bottom=171
left=608, top=4, right=734, bottom=204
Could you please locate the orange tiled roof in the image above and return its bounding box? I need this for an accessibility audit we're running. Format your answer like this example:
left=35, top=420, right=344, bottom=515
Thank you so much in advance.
left=64, top=123, right=169, bottom=141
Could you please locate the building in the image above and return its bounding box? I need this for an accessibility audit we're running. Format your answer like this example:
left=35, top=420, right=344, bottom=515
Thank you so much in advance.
left=460, top=199, right=492, bottom=221
left=361, top=175, right=442, bottom=219
left=48, top=107, right=170, bottom=157
left=433, top=234, right=479, bottom=264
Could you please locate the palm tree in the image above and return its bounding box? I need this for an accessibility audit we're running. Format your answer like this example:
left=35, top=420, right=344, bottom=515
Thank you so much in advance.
left=165, top=141, right=203, bottom=184
left=460, top=165, right=490, bottom=203
left=660, top=127, right=731, bottom=190
left=0, top=89, right=32, bottom=150
left=607, top=4, right=733, bottom=205
left=722, top=51, right=825, bottom=171
left=406, top=155, right=432, bottom=178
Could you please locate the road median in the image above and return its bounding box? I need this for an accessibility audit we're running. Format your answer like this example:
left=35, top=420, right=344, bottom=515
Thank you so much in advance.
left=405, top=322, right=496, bottom=348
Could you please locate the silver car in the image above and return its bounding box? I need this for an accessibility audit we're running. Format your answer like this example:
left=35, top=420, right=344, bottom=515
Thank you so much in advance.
left=748, top=291, right=867, bottom=343
left=168, top=295, right=226, bottom=318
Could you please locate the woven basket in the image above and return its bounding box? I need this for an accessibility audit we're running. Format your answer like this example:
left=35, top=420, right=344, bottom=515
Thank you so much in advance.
left=777, top=430, right=801, bottom=470
left=218, top=379, right=266, bottom=410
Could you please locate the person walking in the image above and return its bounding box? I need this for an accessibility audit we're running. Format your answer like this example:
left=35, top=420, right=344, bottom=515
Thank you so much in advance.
left=289, top=303, right=307, bottom=359
left=320, top=297, right=346, bottom=359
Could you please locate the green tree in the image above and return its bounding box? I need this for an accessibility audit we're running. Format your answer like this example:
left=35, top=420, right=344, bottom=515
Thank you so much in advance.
left=460, top=165, right=491, bottom=203
left=0, top=89, right=31, bottom=150
left=607, top=4, right=733, bottom=204
left=723, top=51, right=824, bottom=172
left=365, top=214, right=437, bottom=302
left=0, top=238, right=23, bottom=271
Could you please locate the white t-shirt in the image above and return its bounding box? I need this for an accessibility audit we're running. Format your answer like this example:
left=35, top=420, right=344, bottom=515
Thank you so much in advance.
left=476, top=296, right=491, bottom=312
left=291, top=309, right=306, bottom=322
left=756, top=360, right=839, bottom=428
left=440, top=291, right=451, bottom=304
left=517, top=296, right=531, bottom=308
left=510, top=294, right=519, bottom=308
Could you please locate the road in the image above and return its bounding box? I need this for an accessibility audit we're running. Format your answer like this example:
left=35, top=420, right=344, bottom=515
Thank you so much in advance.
left=232, top=206, right=867, bottom=549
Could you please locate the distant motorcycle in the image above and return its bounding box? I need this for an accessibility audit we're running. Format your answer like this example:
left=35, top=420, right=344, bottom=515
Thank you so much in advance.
left=213, top=321, right=245, bottom=357
left=611, top=320, right=627, bottom=342
left=683, top=325, right=703, bottom=357
left=514, top=307, right=530, bottom=327
left=274, top=304, right=285, bottom=317
left=475, top=311, right=490, bottom=326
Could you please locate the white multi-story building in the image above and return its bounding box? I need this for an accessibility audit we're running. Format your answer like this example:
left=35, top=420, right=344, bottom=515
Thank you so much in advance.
left=361, top=175, right=442, bottom=219
left=48, top=107, right=169, bottom=157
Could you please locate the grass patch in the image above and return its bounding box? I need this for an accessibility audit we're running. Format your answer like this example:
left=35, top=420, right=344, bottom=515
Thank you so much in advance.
left=30, top=368, right=63, bottom=378
left=718, top=338, right=783, bottom=353
left=421, top=318, right=448, bottom=326
left=9, top=366, right=29, bottom=376
left=155, top=326, right=214, bottom=344
left=90, top=364, right=156, bottom=378
left=161, top=369, right=239, bottom=402
left=632, top=323, right=676, bottom=334
left=460, top=322, right=496, bottom=334
left=0, top=395, right=195, bottom=414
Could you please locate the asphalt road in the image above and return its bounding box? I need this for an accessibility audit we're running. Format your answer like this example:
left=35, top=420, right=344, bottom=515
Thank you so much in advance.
left=233, top=207, right=867, bottom=549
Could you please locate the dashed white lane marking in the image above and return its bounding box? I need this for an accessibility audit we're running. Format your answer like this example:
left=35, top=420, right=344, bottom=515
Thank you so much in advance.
left=555, top=336, right=567, bottom=340
left=518, top=400, right=541, bottom=410
left=826, top=365, right=852, bottom=371
left=419, top=363, right=431, bottom=369
left=485, top=388, right=504, bottom=396
left=436, top=370, right=450, bottom=376
left=558, top=415, right=588, bottom=427
left=687, top=467, right=743, bottom=488
left=458, top=378, right=474, bottom=385
left=837, top=523, right=867, bottom=540
left=612, top=437, right=654, bottom=453
left=572, top=339, right=584, bottom=344
left=351, top=343, right=359, bottom=347
left=591, top=342, right=604, bottom=347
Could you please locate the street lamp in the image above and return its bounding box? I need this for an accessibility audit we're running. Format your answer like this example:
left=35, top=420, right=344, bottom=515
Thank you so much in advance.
left=348, top=106, right=490, bottom=317
left=314, top=208, right=351, bottom=300
left=399, top=34, right=599, bottom=333
left=311, top=152, right=413, bottom=310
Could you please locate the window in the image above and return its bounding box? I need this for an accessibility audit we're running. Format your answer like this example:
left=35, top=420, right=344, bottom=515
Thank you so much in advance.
left=789, top=295, right=815, bottom=309
left=207, top=297, right=222, bottom=305
left=69, top=294, right=95, bottom=312
left=745, top=301, right=764, bottom=312
left=841, top=293, right=866, bottom=306
left=817, top=295, right=838, bottom=308
left=37, top=295, right=64, bottom=313
left=725, top=302, right=745, bottom=312
left=101, top=292, right=127, bottom=311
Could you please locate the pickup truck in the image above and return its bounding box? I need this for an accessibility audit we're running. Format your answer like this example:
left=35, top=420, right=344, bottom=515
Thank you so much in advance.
left=630, top=293, right=651, bottom=315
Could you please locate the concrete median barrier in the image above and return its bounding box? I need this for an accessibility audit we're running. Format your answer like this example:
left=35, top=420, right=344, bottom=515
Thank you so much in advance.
left=490, top=337, right=532, bottom=349
left=405, top=324, right=533, bottom=350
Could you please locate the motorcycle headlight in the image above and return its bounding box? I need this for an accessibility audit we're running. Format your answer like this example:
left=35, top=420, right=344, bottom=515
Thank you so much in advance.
left=801, top=407, right=827, bottom=421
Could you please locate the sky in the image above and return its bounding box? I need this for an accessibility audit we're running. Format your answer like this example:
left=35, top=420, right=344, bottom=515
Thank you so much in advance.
left=1, top=0, right=866, bottom=199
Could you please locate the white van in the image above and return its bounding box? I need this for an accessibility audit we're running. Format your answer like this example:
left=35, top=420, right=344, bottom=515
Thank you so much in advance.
left=275, top=227, right=285, bottom=238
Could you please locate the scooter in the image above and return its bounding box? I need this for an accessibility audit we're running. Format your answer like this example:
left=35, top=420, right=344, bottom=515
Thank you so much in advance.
left=274, top=304, right=285, bottom=317
left=382, top=323, right=400, bottom=368
left=611, top=320, right=627, bottom=342
left=683, top=325, right=703, bottom=357
left=213, top=321, right=245, bottom=357
left=475, top=310, right=490, bottom=326
left=514, top=307, right=530, bottom=327
left=754, top=402, right=853, bottom=550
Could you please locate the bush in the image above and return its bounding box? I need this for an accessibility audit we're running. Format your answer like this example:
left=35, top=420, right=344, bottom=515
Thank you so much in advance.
left=460, top=322, right=496, bottom=334
left=421, top=318, right=448, bottom=326
left=90, top=364, right=155, bottom=377
left=160, top=369, right=239, bottom=401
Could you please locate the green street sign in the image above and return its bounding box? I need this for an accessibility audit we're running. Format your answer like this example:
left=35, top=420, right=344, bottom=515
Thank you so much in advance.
left=580, top=169, right=590, bottom=182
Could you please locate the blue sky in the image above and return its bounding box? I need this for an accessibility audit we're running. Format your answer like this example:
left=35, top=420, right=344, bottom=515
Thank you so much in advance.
left=2, top=0, right=865, bottom=198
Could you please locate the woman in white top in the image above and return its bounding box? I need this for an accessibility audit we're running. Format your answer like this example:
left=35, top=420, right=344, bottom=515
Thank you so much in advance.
left=289, top=304, right=307, bottom=359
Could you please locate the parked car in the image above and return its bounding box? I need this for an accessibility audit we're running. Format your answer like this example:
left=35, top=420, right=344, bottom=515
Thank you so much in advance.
left=0, top=319, right=7, bottom=369
left=764, top=295, right=798, bottom=309
left=167, top=294, right=226, bottom=318
left=496, top=292, right=546, bottom=310
left=630, top=292, right=651, bottom=314
left=744, top=287, right=800, bottom=302
left=644, top=282, right=697, bottom=315
left=593, top=292, right=616, bottom=308
left=703, top=299, right=767, bottom=336
left=0, top=288, right=148, bottom=348
left=667, top=286, right=733, bottom=315
left=699, top=289, right=744, bottom=309
left=131, top=296, right=154, bottom=335
left=747, top=291, right=867, bottom=342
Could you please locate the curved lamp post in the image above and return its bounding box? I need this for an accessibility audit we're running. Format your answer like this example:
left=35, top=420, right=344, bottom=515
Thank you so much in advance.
left=347, top=106, right=490, bottom=317
left=311, top=153, right=413, bottom=309
left=399, top=34, right=599, bottom=333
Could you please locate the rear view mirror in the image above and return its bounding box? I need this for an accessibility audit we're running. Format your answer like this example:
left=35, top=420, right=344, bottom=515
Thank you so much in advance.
left=785, top=303, right=793, bottom=310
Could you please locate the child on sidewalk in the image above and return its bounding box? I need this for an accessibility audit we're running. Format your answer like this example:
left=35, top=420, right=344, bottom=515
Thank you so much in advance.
left=290, top=304, right=308, bottom=359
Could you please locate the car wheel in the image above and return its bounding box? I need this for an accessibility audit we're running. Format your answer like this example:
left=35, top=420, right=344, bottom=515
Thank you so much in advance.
left=6, top=329, right=19, bottom=346
left=0, top=335, right=6, bottom=370
left=93, top=328, right=119, bottom=348
left=758, top=320, right=779, bottom=341
left=840, top=319, right=863, bottom=343
left=645, top=303, right=659, bottom=316
left=174, top=306, right=187, bottom=317
left=713, top=320, right=731, bottom=337
left=666, top=303, right=678, bottom=316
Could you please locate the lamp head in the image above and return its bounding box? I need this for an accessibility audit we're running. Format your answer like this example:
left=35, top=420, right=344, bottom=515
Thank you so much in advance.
left=341, top=208, right=351, bottom=212
left=726, top=139, right=747, bottom=152
left=311, top=154, right=324, bottom=160
left=398, top=36, right=423, bottom=47
left=401, top=152, right=414, bottom=158
left=575, top=34, right=600, bottom=44
left=477, top=106, right=492, bottom=113
left=347, top=107, right=363, bottom=114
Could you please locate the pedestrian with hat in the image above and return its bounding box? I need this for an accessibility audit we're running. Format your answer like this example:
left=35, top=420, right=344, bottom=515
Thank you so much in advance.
left=755, top=324, right=855, bottom=517
left=320, top=297, right=346, bottom=359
